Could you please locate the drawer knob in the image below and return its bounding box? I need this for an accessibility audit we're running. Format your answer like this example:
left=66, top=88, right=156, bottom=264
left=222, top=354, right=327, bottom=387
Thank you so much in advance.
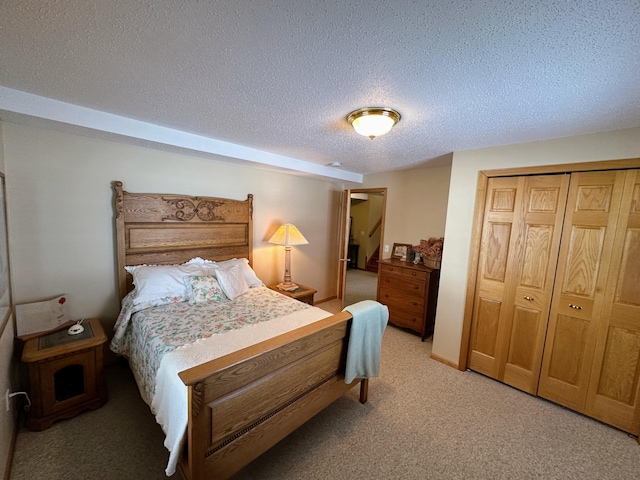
left=524, top=296, right=534, bottom=301
left=569, top=304, right=582, bottom=310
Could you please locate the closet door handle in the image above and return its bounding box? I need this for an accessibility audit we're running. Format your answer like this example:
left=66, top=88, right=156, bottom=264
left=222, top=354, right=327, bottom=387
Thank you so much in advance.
left=524, top=296, right=534, bottom=301
left=569, top=304, right=582, bottom=310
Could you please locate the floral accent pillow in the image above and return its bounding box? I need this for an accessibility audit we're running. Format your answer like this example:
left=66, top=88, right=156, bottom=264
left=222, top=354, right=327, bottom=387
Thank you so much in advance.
left=184, top=275, right=228, bottom=304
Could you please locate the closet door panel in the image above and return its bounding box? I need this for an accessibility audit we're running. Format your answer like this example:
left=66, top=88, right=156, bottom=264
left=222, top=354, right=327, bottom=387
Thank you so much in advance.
left=503, top=175, right=569, bottom=393
left=469, top=174, right=568, bottom=393
left=546, top=314, right=590, bottom=385
left=539, top=170, right=626, bottom=411
left=586, top=170, right=640, bottom=433
left=468, top=177, right=524, bottom=378
left=508, top=306, right=540, bottom=369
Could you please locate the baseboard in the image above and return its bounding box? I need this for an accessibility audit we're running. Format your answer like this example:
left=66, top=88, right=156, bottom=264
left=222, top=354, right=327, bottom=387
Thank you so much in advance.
left=429, top=352, right=459, bottom=370
left=314, top=295, right=337, bottom=305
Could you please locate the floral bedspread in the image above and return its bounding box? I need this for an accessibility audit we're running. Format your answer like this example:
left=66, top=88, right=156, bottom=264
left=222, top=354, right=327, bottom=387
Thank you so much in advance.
left=109, top=286, right=310, bottom=405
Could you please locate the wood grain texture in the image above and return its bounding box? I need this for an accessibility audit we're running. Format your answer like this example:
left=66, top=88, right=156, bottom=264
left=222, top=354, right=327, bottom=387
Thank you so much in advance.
left=584, top=169, right=640, bottom=433
left=539, top=170, right=626, bottom=412
left=459, top=172, right=489, bottom=370
left=460, top=160, right=640, bottom=435
left=469, top=174, right=569, bottom=393
left=179, top=315, right=360, bottom=480
left=113, top=181, right=253, bottom=300
left=113, top=182, right=368, bottom=479
left=21, top=318, right=107, bottom=431
left=376, top=258, right=440, bottom=340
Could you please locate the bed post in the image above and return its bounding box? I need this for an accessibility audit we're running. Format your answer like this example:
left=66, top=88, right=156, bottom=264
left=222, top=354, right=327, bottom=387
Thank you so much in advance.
left=113, top=181, right=127, bottom=303
left=359, top=379, right=369, bottom=404
left=247, top=194, right=254, bottom=267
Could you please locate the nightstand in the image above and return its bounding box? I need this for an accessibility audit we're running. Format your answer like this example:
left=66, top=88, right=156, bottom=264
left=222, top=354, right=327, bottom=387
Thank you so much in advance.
left=269, top=284, right=317, bottom=305
left=22, top=318, right=108, bottom=431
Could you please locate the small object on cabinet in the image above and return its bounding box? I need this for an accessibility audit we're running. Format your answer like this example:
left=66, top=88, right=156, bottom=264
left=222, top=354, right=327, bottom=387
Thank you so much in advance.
left=269, top=283, right=317, bottom=305
left=21, top=318, right=108, bottom=431
left=67, top=319, right=85, bottom=335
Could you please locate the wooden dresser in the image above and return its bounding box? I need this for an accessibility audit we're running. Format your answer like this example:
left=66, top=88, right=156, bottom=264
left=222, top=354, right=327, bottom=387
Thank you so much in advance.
left=376, top=258, right=440, bottom=340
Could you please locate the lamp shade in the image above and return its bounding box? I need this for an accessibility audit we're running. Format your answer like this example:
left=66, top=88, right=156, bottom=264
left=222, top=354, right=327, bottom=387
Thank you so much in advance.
left=268, top=223, right=309, bottom=246
left=347, top=107, right=401, bottom=139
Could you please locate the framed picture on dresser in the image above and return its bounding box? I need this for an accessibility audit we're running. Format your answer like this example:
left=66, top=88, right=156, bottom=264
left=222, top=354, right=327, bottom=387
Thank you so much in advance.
left=391, top=243, right=411, bottom=260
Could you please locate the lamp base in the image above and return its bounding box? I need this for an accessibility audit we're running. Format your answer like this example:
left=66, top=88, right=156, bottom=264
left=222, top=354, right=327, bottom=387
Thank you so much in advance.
left=275, top=282, right=299, bottom=292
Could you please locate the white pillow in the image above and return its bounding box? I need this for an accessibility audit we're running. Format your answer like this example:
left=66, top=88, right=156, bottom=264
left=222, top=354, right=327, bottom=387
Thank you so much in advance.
left=211, top=258, right=263, bottom=288
left=125, top=262, right=212, bottom=306
left=214, top=264, right=249, bottom=300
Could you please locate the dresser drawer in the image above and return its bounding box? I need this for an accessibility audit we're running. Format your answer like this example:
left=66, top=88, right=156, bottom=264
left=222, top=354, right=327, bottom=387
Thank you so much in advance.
left=379, top=263, right=428, bottom=282
left=386, top=305, right=424, bottom=333
left=377, top=285, right=425, bottom=314
left=378, top=275, right=425, bottom=296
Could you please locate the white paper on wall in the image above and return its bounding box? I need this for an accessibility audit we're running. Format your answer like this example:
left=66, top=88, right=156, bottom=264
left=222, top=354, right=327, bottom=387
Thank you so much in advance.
left=15, top=294, right=69, bottom=338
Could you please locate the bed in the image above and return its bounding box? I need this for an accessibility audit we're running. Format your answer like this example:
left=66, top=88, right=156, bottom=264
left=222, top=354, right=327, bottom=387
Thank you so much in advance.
left=110, top=181, right=384, bottom=479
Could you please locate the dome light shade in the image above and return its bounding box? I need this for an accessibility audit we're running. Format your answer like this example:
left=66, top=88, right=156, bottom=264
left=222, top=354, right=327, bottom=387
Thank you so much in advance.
left=347, top=107, right=401, bottom=139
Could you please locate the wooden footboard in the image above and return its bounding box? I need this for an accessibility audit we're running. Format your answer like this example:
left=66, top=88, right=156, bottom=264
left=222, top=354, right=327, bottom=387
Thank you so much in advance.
left=177, top=311, right=366, bottom=480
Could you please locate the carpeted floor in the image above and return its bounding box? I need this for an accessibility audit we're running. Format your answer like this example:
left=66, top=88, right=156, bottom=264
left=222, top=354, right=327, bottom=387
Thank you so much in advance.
left=9, top=316, right=640, bottom=479
left=344, top=269, right=378, bottom=306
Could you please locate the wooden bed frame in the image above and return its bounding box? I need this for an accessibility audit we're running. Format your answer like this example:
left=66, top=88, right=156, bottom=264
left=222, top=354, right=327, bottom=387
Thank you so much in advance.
left=113, top=181, right=368, bottom=479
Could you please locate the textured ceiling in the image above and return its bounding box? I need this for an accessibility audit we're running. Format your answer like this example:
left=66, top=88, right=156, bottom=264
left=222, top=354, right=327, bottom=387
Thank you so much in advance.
left=1, top=0, right=639, bottom=179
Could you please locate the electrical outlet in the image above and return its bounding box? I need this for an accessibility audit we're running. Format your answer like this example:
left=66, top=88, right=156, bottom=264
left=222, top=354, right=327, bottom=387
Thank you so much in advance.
left=384, top=244, right=389, bottom=253
left=5, top=389, right=9, bottom=412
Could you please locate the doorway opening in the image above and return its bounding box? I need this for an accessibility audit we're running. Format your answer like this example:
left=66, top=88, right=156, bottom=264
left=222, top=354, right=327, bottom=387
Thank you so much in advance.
left=339, top=188, right=387, bottom=308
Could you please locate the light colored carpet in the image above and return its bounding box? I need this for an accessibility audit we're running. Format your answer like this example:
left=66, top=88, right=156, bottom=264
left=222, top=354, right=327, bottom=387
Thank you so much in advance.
left=10, top=359, right=183, bottom=480
left=344, top=269, right=378, bottom=306
left=10, top=325, right=640, bottom=479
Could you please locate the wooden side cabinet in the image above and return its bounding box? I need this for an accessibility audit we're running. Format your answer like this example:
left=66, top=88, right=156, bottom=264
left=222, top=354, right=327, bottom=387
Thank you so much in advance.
left=376, top=258, right=440, bottom=341
left=269, top=284, right=317, bottom=305
left=22, top=318, right=108, bottom=431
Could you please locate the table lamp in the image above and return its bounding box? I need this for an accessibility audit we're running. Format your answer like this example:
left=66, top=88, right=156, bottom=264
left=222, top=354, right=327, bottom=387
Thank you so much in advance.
left=268, top=223, right=309, bottom=291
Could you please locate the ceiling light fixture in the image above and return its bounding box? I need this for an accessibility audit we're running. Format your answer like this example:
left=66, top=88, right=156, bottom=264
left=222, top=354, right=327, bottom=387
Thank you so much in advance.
left=347, top=107, right=401, bottom=139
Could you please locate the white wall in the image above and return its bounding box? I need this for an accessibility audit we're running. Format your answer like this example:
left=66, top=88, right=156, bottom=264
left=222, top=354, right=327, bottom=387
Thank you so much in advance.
left=432, top=127, right=640, bottom=366
left=362, top=165, right=452, bottom=258
left=1, top=122, right=343, bottom=336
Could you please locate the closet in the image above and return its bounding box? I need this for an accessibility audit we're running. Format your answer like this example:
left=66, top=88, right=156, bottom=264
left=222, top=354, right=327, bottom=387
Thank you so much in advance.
left=467, top=168, right=640, bottom=435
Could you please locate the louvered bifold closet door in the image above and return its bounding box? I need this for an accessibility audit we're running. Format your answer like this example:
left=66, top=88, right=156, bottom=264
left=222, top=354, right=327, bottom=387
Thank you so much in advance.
left=468, top=174, right=568, bottom=393
left=538, top=170, right=628, bottom=413
left=584, top=169, right=640, bottom=434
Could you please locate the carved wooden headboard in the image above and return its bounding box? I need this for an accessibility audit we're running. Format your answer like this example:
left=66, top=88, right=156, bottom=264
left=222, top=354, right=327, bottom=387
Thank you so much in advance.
left=113, top=181, right=253, bottom=301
